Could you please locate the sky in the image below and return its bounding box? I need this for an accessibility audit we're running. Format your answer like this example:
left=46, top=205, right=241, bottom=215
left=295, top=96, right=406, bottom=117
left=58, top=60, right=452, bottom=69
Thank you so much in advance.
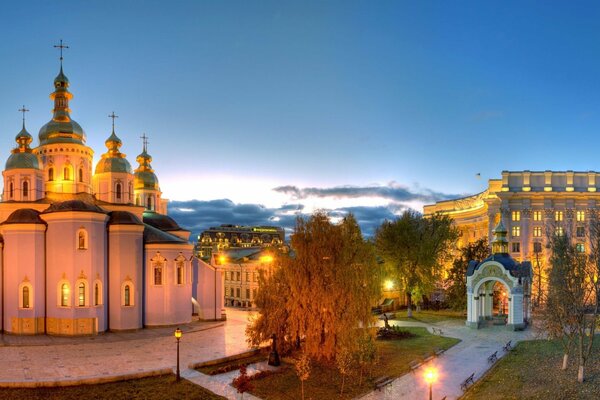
left=3, top=1, right=600, bottom=239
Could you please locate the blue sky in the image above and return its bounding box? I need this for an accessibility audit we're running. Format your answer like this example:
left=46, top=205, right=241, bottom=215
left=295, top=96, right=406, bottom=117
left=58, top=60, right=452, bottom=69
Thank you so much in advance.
left=3, top=1, right=600, bottom=238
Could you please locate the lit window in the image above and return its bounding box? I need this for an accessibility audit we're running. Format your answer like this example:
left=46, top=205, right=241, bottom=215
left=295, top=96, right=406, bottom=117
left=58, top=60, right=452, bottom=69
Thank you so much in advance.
left=533, top=227, right=542, bottom=237
left=246, top=272, right=250, bottom=282
left=533, top=211, right=542, bottom=221
left=512, top=226, right=520, bottom=237
left=61, top=283, right=70, bottom=307
left=122, top=281, right=134, bottom=306
left=555, top=211, right=563, bottom=222
left=78, top=283, right=85, bottom=307
left=512, top=211, right=520, bottom=221
left=577, top=226, right=585, bottom=238
left=22, top=286, right=30, bottom=309
left=576, top=211, right=585, bottom=222
left=511, top=242, right=520, bottom=253
left=555, top=226, right=564, bottom=236
left=576, top=243, right=585, bottom=253
left=225, top=271, right=230, bottom=281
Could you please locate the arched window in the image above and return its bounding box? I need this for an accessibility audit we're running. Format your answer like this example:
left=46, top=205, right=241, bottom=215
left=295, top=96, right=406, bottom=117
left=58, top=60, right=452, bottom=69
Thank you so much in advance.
left=121, top=281, right=135, bottom=306
left=94, top=283, right=100, bottom=306
left=9, top=181, right=13, bottom=198
left=77, top=229, right=87, bottom=250
left=61, top=283, right=70, bottom=307
left=22, top=180, right=28, bottom=198
left=124, top=285, right=131, bottom=306
left=177, top=262, right=184, bottom=285
left=116, top=183, right=122, bottom=200
left=135, top=195, right=140, bottom=206
left=78, top=282, right=85, bottom=307
left=48, top=167, right=54, bottom=181
left=147, top=196, right=153, bottom=211
left=64, top=166, right=71, bottom=180
left=154, top=265, right=163, bottom=285
left=78, top=167, right=83, bottom=182
left=128, top=183, right=133, bottom=201
left=22, top=286, right=30, bottom=308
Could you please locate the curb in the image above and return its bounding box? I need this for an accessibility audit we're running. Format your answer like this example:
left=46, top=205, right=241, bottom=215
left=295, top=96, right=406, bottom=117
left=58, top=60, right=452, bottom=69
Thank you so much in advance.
left=0, top=368, right=173, bottom=388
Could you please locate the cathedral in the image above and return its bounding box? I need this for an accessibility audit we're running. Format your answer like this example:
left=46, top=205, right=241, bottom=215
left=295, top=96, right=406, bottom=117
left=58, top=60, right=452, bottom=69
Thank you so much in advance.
left=0, top=52, right=224, bottom=335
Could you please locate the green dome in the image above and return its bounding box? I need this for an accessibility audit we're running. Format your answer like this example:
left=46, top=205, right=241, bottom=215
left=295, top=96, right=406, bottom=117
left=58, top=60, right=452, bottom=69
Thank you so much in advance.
left=54, top=67, right=69, bottom=87
left=15, top=125, right=32, bottom=143
left=38, top=119, right=86, bottom=145
left=95, top=157, right=132, bottom=174
left=134, top=170, right=159, bottom=190
left=5, top=152, right=40, bottom=170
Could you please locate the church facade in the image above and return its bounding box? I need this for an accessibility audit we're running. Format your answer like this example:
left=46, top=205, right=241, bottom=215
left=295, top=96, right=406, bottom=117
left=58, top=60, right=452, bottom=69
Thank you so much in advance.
left=0, top=60, right=223, bottom=335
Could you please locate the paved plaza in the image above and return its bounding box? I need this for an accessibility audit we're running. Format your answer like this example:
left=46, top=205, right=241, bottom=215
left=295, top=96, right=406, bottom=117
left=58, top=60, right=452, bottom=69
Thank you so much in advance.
left=0, top=309, right=538, bottom=399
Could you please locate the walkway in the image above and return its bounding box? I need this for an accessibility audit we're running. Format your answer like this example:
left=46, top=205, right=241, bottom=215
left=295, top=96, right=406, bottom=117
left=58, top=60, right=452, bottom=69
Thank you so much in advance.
left=359, top=317, right=538, bottom=400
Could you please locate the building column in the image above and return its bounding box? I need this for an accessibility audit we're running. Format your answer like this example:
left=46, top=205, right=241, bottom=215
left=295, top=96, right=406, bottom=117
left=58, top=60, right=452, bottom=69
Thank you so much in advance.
left=521, top=209, right=531, bottom=260
left=466, top=288, right=479, bottom=329
left=507, top=286, right=525, bottom=331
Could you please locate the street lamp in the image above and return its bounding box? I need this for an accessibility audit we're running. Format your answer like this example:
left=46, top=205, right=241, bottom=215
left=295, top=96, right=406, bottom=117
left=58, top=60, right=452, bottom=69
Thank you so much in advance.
left=424, top=367, right=438, bottom=400
left=174, top=327, right=182, bottom=381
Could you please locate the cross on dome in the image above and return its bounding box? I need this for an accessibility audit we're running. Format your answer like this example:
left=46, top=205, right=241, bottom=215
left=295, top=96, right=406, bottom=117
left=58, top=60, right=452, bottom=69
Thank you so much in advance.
left=108, top=111, right=119, bottom=132
left=54, top=39, right=69, bottom=66
left=140, top=133, right=149, bottom=152
left=18, top=105, right=29, bottom=125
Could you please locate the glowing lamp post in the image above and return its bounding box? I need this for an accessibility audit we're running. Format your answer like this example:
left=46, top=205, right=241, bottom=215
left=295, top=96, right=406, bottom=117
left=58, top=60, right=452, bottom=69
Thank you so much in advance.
left=424, top=367, right=438, bottom=400
left=174, top=327, right=182, bottom=381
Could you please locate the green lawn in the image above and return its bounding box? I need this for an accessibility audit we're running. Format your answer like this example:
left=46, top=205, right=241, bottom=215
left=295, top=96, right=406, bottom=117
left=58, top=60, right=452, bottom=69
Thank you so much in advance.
left=0, top=374, right=225, bottom=400
left=393, top=309, right=466, bottom=324
left=463, top=338, right=600, bottom=400
left=250, top=327, right=461, bottom=400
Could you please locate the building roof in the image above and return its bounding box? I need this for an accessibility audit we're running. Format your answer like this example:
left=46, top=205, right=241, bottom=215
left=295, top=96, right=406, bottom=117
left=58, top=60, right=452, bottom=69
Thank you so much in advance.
left=42, top=199, right=106, bottom=214
left=2, top=208, right=47, bottom=225
left=108, top=211, right=143, bottom=225
left=467, top=255, right=532, bottom=278
left=5, top=152, right=40, bottom=170
left=143, top=211, right=184, bottom=231
left=143, top=223, right=187, bottom=244
left=95, top=157, right=132, bottom=174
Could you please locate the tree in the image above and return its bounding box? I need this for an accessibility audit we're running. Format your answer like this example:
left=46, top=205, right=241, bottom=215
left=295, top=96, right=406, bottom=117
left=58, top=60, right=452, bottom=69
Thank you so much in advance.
left=336, top=347, right=353, bottom=396
left=542, top=227, right=599, bottom=383
left=355, top=331, right=377, bottom=386
left=445, top=238, right=489, bottom=310
left=246, top=212, right=380, bottom=361
left=375, top=210, right=459, bottom=317
left=295, top=352, right=311, bottom=400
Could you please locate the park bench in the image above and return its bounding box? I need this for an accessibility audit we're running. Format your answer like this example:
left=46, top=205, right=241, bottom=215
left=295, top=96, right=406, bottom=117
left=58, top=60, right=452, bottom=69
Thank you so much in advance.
left=431, top=327, right=444, bottom=335
left=409, top=360, right=421, bottom=372
left=503, top=340, right=512, bottom=352
left=460, top=372, right=475, bottom=391
left=373, top=376, right=394, bottom=391
left=487, top=351, right=498, bottom=364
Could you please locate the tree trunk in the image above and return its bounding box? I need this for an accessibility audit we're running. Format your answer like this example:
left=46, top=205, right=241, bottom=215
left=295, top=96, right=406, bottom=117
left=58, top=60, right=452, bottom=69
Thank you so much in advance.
left=340, top=375, right=345, bottom=396
left=562, top=353, right=569, bottom=370
left=578, top=365, right=584, bottom=383
left=406, top=291, right=413, bottom=317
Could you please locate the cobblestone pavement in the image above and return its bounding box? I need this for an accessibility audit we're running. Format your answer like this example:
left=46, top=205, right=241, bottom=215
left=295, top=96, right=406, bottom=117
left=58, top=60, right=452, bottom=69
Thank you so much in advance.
left=0, top=309, right=539, bottom=400
left=0, top=311, right=251, bottom=388
left=359, top=317, right=539, bottom=400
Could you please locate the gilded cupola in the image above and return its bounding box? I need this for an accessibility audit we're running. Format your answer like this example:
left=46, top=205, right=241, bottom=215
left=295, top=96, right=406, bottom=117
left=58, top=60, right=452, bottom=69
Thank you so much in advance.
left=491, top=218, right=509, bottom=254
left=38, top=64, right=86, bottom=146
left=133, top=137, right=159, bottom=190
left=5, top=108, right=40, bottom=170
left=95, top=116, right=133, bottom=174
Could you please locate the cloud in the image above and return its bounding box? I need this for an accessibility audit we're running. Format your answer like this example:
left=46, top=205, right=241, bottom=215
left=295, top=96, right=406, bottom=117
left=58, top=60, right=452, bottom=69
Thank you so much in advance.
left=168, top=199, right=407, bottom=240
left=273, top=182, right=457, bottom=204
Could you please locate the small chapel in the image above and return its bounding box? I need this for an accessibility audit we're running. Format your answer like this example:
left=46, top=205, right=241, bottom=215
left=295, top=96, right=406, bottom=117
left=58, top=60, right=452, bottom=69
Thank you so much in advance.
left=0, top=46, right=224, bottom=336
left=466, top=219, right=532, bottom=330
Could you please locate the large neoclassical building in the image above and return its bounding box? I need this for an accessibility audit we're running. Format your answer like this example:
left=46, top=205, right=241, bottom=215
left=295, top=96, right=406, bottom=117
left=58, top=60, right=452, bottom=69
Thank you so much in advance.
left=424, top=170, right=600, bottom=265
left=0, top=60, right=223, bottom=335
